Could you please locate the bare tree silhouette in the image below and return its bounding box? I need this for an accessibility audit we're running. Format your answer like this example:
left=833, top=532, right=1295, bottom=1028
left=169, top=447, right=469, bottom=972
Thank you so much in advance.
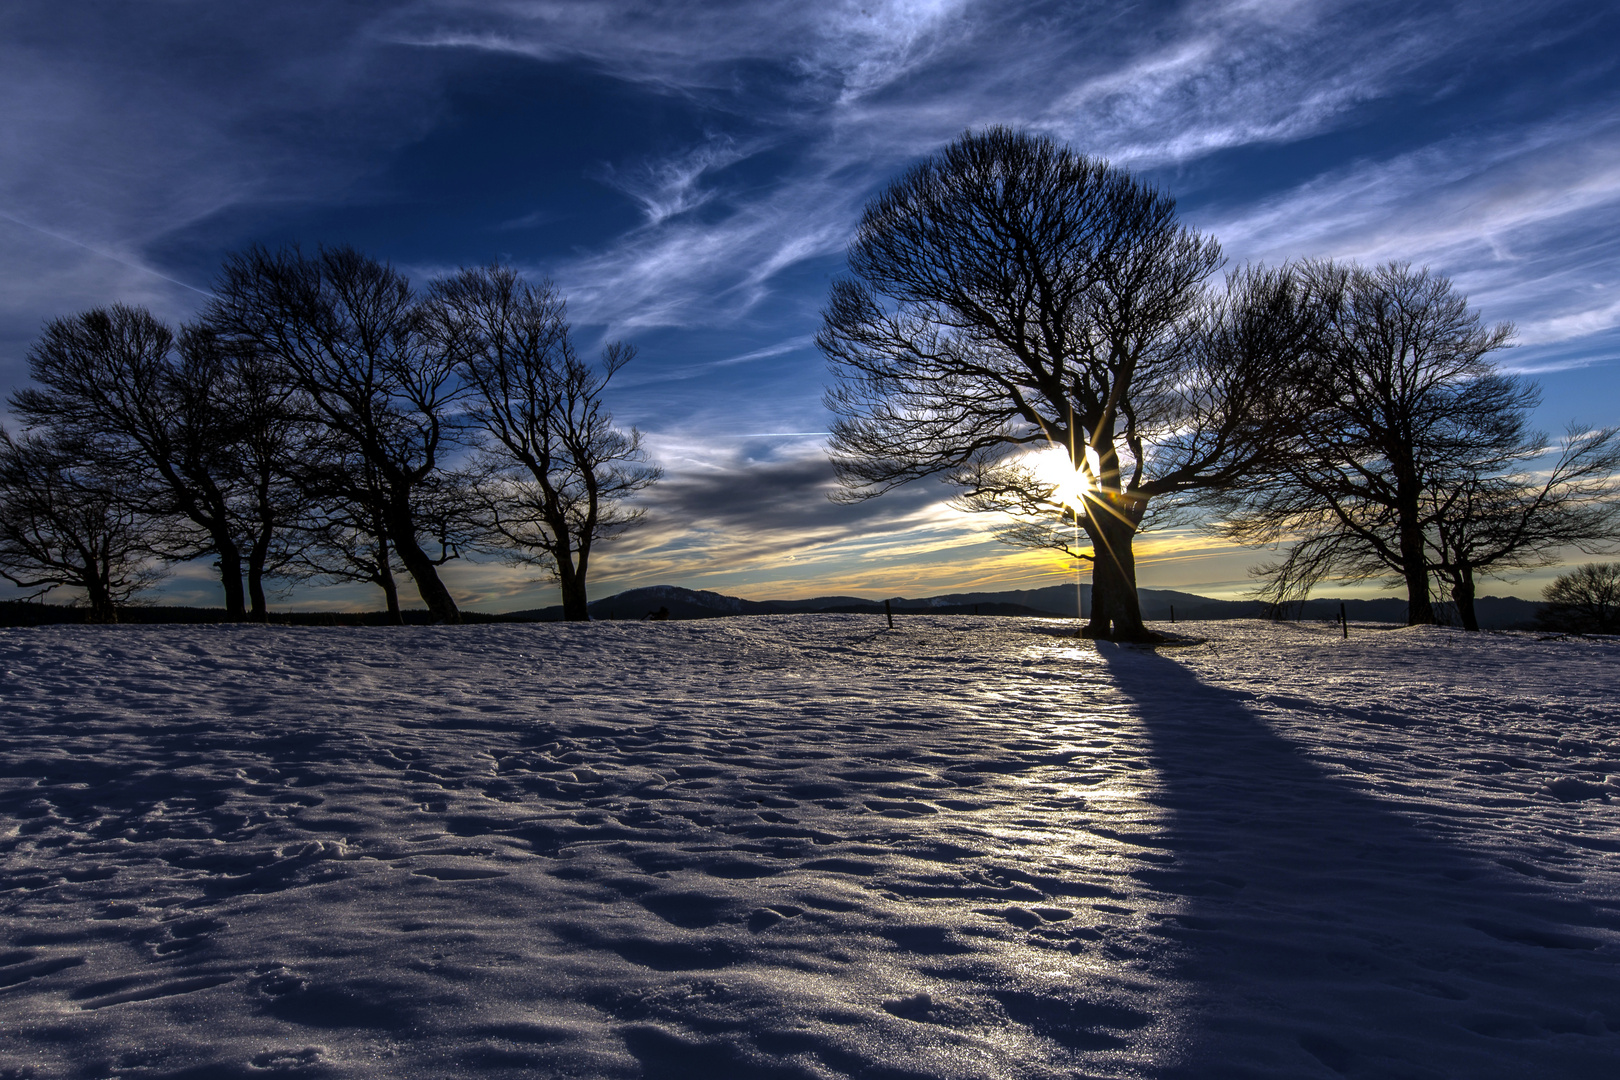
left=12, top=306, right=268, bottom=618
left=204, top=247, right=467, bottom=623
left=0, top=427, right=162, bottom=621
left=427, top=266, right=660, bottom=622
left=1538, top=562, right=1620, bottom=634
left=822, top=129, right=1320, bottom=640
left=1425, top=426, right=1620, bottom=630
left=1210, top=263, right=1582, bottom=627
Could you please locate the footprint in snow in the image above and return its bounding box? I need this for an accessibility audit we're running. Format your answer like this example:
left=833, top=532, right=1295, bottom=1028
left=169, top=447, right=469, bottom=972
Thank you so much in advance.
left=250, top=1047, right=325, bottom=1071
left=746, top=905, right=804, bottom=932
left=882, top=991, right=936, bottom=1020
left=150, top=915, right=226, bottom=956
left=411, top=867, right=509, bottom=880
left=0, top=952, right=86, bottom=989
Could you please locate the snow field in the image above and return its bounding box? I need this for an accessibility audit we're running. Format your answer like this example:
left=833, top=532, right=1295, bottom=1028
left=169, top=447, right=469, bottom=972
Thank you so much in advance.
left=0, top=616, right=1616, bottom=1079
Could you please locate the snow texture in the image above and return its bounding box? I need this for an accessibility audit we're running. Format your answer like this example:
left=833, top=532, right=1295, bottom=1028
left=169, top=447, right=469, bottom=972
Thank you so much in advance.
left=1, top=616, right=1617, bottom=1079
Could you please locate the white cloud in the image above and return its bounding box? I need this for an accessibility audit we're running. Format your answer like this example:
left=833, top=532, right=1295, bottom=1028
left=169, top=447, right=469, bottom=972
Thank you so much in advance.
left=551, top=173, right=860, bottom=330
left=1198, top=109, right=1620, bottom=347
left=596, top=135, right=757, bottom=225
left=382, top=0, right=1571, bottom=339
left=613, top=335, right=819, bottom=388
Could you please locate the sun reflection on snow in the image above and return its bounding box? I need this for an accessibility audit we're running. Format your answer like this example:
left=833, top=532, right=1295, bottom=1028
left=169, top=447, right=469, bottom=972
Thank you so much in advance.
left=942, top=626, right=1187, bottom=1064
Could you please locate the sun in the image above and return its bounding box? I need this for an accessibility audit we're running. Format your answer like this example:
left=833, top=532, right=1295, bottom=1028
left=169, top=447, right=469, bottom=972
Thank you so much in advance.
left=1028, top=445, right=1096, bottom=510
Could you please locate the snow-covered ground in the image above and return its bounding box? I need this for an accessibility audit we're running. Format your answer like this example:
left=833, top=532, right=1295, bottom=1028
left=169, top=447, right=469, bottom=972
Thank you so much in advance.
left=1, top=616, right=1617, bottom=1079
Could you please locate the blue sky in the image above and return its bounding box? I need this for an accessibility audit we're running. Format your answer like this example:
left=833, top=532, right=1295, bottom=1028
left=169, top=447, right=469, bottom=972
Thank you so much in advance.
left=2, top=0, right=1618, bottom=610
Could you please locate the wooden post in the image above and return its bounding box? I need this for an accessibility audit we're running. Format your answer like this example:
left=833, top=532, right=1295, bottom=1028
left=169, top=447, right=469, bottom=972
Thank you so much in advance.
left=1170, top=605, right=1175, bottom=624
left=1340, top=601, right=1348, bottom=639
left=885, top=599, right=894, bottom=629
left=973, top=604, right=979, bottom=616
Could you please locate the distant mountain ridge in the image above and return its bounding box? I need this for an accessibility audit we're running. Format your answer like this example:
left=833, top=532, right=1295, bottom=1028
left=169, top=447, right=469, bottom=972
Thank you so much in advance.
left=511, top=583, right=1546, bottom=630
left=0, top=586, right=1545, bottom=629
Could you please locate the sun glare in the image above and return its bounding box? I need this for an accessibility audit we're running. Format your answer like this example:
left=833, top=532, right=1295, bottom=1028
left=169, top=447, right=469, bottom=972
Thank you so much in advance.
left=1029, top=446, right=1093, bottom=509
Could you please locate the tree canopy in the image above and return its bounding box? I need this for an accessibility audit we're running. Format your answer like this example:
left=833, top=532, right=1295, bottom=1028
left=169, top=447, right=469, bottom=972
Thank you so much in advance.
left=823, top=128, right=1322, bottom=639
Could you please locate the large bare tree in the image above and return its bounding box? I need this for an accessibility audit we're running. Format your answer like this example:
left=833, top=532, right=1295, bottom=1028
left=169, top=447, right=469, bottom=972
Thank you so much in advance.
left=1212, top=262, right=1530, bottom=626
left=822, top=129, right=1320, bottom=640
left=427, top=266, right=660, bottom=621
left=204, top=247, right=466, bottom=623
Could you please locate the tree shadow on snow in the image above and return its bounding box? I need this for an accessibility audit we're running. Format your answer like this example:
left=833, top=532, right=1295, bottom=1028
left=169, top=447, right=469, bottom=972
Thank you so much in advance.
left=1093, top=642, right=1620, bottom=1080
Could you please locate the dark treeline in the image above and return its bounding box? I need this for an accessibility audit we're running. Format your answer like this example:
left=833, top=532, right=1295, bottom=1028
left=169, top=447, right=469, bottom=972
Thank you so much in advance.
left=824, top=129, right=1620, bottom=637
left=0, top=249, right=659, bottom=624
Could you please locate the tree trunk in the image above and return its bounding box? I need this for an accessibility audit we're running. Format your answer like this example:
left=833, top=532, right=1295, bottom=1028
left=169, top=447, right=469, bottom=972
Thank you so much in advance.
left=1396, top=485, right=1435, bottom=626
left=246, top=468, right=277, bottom=622
left=84, top=574, right=117, bottom=624
left=386, top=510, right=460, bottom=624
left=246, top=569, right=267, bottom=622
left=215, top=537, right=247, bottom=620
left=379, top=564, right=402, bottom=625
left=370, top=534, right=403, bottom=625
left=1085, top=553, right=1136, bottom=639
left=162, top=469, right=246, bottom=619
left=1451, top=561, right=1479, bottom=632
left=1400, top=552, right=1434, bottom=625
left=1081, top=493, right=1158, bottom=642
left=558, top=569, right=590, bottom=622
left=247, top=530, right=271, bottom=623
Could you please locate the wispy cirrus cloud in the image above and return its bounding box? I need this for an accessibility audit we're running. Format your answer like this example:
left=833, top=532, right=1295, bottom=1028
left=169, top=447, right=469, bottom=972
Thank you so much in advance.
left=1198, top=106, right=1620, bottom=359
left=594, top=135, right=756, bottom=226
left=1032, top=0, right=1453, bottom=165
left=385, top=0, right=1591, bottom=337
left=555, top=175, right=859, bottom=330
left=418, top=427, right=972, bottom=599
left=612, top=335, right=819, bottom=388
left=5, top=0, right=1590, bottom=351
left=377, top=0, right=976, bottom=102
left=0, top=2, right=447, bottom=382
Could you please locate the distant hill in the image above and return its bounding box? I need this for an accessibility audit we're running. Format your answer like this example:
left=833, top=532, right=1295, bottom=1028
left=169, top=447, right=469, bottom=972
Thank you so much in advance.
left=509, top=584, right=1547, bottom=631
left=0, top=584, right=1545, bottom=630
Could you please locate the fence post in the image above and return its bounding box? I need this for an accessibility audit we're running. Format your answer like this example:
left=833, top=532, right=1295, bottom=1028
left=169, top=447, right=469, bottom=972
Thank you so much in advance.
left=885, top=599, right=894, bottom=629
left=1170, top=605, right=1175, bottom=624
left=1340, top=601, right=1348, bottom=639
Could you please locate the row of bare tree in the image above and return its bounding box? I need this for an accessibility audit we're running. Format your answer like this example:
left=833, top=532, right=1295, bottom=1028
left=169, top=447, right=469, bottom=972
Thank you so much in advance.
left=1205, top=264, right=1619, bottom=632
left=6, top=131, right=1612, bottom=634
left=0, top=250, right=658, bottom=623
left=823, top=129, right=1620, bottom=637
